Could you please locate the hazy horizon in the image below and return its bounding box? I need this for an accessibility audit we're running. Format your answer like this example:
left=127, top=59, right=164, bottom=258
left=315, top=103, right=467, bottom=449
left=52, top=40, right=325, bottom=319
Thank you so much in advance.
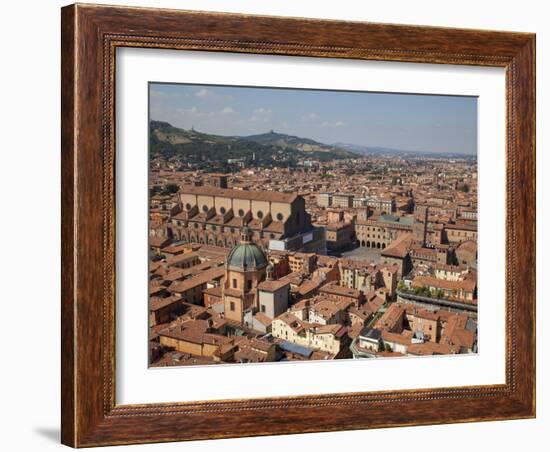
left=150, top=83, right=477, bottom=155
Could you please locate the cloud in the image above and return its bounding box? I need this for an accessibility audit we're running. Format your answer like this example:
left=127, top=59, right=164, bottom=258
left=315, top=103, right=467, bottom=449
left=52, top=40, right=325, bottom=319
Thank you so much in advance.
left=176, top=106, right=199, bottom=115
left=321, top=120, right=345, bottom=128
left=253, top=107, right=272, bottom=115
left=195, top=88, right=209, bottom=97
left=150, top=90, right=166, bottom=100
left=301, top=112, right=319, bottom=122
left=174, top=106, right=237, bottom=117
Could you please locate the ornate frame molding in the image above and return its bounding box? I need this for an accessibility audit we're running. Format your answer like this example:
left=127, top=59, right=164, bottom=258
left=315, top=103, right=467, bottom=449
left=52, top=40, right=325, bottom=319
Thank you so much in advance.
left=62, top=4, right=535, bottom=447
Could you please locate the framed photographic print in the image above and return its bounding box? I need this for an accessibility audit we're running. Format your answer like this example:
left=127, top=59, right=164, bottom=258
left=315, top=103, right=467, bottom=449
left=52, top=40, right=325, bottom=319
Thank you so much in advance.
left=61, top=3, right=536, bottom=447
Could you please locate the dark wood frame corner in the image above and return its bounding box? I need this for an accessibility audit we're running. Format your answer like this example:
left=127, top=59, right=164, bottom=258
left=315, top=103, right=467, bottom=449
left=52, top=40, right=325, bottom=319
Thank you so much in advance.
left=61, top=3, right=536, bottom=447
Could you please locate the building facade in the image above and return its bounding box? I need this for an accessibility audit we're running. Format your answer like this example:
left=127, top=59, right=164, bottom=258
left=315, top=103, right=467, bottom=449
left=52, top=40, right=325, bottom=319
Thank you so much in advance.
left=169, top=183, right=325, bottom=253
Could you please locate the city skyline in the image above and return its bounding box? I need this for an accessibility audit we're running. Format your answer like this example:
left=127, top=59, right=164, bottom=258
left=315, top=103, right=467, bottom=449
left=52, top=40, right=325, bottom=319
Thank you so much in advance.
left=150, top=82, right=478, bottom=155
left=149, top=82, right=479, bottom=367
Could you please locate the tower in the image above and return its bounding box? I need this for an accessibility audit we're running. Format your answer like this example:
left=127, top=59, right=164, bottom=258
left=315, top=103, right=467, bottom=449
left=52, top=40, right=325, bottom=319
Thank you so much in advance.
left=413, top=206, right=429, bottom=246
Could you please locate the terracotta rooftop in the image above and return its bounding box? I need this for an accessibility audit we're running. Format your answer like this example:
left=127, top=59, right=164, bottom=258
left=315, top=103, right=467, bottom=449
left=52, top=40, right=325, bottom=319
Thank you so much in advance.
left=381, top=233, right=413, bottom=259
left=319, top=282, right=363, bottom=299
left=412, top=275, right=476, bottom=292
left=150, top=295, right=183, bottom=312
left=258, top=279, right=289, bottom=292
left=179, top=185, right=298, bottom=204
left=168, top=267, right=225, bottom=294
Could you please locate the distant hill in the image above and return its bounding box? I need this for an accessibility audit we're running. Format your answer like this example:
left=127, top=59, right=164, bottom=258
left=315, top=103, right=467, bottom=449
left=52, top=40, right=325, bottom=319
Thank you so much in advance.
left=240, top=130, right=353, bottom=157
left=150, top=121, right=359, bottom=171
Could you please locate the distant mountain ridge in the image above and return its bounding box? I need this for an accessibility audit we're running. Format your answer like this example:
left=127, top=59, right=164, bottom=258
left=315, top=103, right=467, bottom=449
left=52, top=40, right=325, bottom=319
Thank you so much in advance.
left=149, top=121, right=359, bottom=170
left=241, top=130, right=336, bottom=153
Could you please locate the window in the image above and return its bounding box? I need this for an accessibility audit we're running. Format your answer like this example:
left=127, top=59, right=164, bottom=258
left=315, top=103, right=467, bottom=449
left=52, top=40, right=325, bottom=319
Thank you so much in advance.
left=232, top=278, right=237, bottom=289
left=202, top=205, right=209, bottom=212
left=261, top=305, right=266, bottom=313
left=246, top=280, right=252, bottom=291
left=185, top=203, right=192, bottom=210
left=230, top=302, right=235, bottom=311
left=220, top=206, right=226, bottom=214
left=276, top=213, right=284, bottom=221
left=238, top=209, right=245, bottom=217
left=257, top=210, right=263, bottom=219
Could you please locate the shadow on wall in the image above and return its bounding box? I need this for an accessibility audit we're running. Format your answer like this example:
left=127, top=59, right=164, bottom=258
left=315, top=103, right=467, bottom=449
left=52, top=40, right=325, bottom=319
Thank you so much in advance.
left=34, top=427, right=59, bottom=443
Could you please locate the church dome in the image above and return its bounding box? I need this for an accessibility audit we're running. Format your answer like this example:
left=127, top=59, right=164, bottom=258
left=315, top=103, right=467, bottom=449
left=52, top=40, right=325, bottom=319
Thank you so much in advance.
left=227, top=242, right=268, bottom=270
left=227, top=227, right=268, bottom=270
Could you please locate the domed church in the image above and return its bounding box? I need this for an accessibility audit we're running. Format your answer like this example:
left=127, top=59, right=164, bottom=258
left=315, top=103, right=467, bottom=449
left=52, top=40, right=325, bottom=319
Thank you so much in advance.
left=223, top=227, right=269, bottom=324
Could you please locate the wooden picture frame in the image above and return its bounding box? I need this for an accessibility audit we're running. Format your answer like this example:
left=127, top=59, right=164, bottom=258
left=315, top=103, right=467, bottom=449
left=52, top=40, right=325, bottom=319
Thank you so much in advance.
left=61, top=3, right=536, bottom=447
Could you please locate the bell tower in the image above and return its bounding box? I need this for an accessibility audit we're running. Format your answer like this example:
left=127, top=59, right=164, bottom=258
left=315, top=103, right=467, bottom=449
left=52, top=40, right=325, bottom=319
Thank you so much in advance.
left=222, top=227, right=268, bottom=324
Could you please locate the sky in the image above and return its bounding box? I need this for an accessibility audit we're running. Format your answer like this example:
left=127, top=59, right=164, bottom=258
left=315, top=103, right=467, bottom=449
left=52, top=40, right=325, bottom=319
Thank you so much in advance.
left=150, top=83, right=477, bottom=155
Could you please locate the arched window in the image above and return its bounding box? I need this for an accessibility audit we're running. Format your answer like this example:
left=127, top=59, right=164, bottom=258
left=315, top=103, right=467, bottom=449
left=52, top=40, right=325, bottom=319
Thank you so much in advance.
left=185, top=203, right=192, bottom=210
left=238, top=209, right=245, bottom=217
left=220, top=206, right=226, bottom=214
left=276, top=213, right=284, bottom=221
left=257, top=210, right=263, bottom=219
left=202, top=205, right=209, bottom=213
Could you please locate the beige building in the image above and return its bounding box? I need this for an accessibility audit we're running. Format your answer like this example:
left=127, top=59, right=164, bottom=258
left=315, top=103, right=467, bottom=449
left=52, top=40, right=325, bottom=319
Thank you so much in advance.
left=331, top=193, right=354, bottom=208
left=339, top=260, right=398, bottom=298
left=271, top=312, right=348, bottom=355
left=444, top=222, right=478, bottom=244
left=287, top=252, right=316, bottom=274
left=317, top=192, right=332, bottom=208
left=355, top=215, right=413, bottom=249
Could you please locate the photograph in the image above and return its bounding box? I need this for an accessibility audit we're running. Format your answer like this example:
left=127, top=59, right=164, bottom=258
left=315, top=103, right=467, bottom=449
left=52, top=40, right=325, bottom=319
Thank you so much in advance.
left=148, top=83, right=479, bottom=367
